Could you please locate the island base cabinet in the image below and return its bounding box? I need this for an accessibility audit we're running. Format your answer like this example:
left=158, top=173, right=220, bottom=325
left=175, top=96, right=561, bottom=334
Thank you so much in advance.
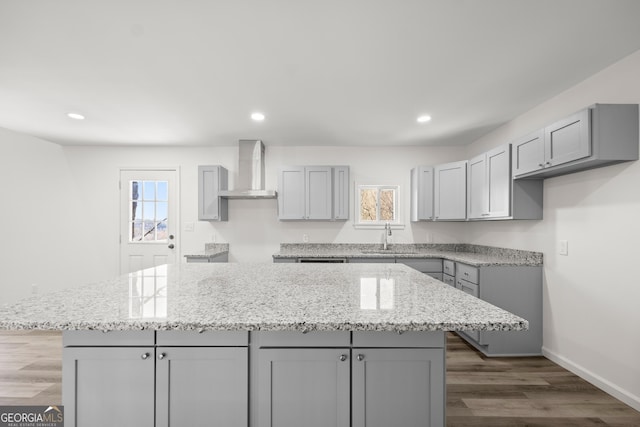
left=352, top=348, right=445, bottom=427
left=258, top=348, right=350, bottom=427
left=156, top=347, right=248, bottom=427
left=63, top=347, right=156, bottom=427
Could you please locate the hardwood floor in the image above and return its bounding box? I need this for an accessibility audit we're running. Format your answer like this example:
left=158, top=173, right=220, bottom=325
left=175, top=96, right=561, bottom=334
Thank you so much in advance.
left=1, top=331, right=639, bottom=426
left=446, top=333, right=640, bottom=427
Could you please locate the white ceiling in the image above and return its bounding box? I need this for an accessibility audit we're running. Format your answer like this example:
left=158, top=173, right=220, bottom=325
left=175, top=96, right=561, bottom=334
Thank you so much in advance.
left=1, top=0, right=640, bottom=147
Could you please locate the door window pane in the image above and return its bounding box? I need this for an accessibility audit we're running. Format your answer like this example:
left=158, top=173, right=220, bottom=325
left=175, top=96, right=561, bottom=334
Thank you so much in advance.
left=129, top=180, right=170, bottom=242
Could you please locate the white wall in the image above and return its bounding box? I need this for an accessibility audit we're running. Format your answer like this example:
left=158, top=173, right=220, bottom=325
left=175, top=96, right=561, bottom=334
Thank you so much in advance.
left=0, top=128, right=111, bottom=303
left=465, top=49, right=640, bottom=410
left=61, top=144, right=469, bottom=270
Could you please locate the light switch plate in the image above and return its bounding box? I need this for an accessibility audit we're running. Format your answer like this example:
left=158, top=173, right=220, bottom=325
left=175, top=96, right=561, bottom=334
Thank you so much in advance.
left=184, top=222, right=195, bottom=232
left=559, top=240, right=568, bottom=256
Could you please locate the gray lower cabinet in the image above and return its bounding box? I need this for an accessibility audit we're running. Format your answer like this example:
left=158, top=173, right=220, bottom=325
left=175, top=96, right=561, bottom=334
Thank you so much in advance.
left=352, top=348, right=444, bottom=427
left=454, top=262, right=542, bottom=356
left=156, top=347, right=248, bottom=427
left=255, top=331, right=445, bottom=427
left=185, top=253, right=229, bottom=263
left=63, top=332, right=248, bottom=427
left=258, top=348, right=350, bottom=427
left=63, top=347, right=155, bottom=427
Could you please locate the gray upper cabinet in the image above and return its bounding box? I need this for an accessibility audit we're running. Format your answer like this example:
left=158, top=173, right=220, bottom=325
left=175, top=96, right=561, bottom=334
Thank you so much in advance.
left=278, top=166, right=350, bottom=220
left=513, top=104, right=639, bottom=179
left=434, top=160, right=467, bottom=220
left=333, top=166, right=350, bottom=220
left=410, top=166, right=434, bottom=221
left=278, top=166, right=306, bottom=219
left=305, top=166, right=333, bottom=219
left=198, top=165, right=229, bottom=221
left=468, top=144, right=512, bottom=219
left=545, top=109, right=590, bottom=167
left=512, top=130, right=545, bottom=176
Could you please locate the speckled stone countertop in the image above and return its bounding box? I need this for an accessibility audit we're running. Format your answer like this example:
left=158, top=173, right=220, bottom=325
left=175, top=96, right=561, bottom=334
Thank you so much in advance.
left=183, top=243, right=229, bottom=260
left=273, top=243, right=543, bottom=266
left=0, top=263, right=527, bottom=333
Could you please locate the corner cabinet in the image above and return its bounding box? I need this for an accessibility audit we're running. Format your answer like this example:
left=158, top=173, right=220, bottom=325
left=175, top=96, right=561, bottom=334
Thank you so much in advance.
left=278, top=166, right=350, bottom=221
left=454, top=262, right=542, bottom=356
left=468, top=144, right=543, bottom=220
left=513, top=103, right=639, bottom=179
left=198, top=165, right=229, bottom=221
left=434, top=161, right=467, bottom=221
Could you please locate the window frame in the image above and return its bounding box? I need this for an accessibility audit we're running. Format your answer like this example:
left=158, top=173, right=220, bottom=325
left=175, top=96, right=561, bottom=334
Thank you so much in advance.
left=354, top=183, right=404, bottom=229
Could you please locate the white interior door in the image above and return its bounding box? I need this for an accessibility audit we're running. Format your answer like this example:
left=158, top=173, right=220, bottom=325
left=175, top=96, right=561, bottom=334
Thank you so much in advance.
left=120, top=169, right=178, bottom=274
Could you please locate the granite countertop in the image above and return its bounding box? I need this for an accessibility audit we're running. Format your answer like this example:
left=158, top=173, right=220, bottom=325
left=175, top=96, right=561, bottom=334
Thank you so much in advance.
left=0, top=263, right=527, bottom=333
left=273, top=243, right=543, bottom=267
left=184, top=243, right=229, bottom=260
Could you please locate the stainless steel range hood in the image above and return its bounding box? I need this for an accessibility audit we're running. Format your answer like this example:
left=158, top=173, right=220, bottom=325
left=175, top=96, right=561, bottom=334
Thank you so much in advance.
left=219, top=139, right=277, bottom=199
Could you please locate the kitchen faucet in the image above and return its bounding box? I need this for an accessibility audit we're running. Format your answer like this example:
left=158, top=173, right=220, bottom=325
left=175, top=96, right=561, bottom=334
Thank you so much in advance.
left=383, top=222, right=392, bottom=250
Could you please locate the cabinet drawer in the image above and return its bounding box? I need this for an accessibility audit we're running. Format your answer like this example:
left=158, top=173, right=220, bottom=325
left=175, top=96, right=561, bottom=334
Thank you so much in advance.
left=63, top=330, right=155, bottom=347
left=353, top=331, right=445, bottom=348
left=156, top=331, right=248, bottom=346
left=442, top=274, right=455, bottom=287
left=256, top=331, right=350, bottom=347
left=397, top=258, right=442, bottom=273
left=456, top=278, right=479, bottom=298
left=443, top=260, right=455, bottom=276
left=457, top=263, right=479, bottom=284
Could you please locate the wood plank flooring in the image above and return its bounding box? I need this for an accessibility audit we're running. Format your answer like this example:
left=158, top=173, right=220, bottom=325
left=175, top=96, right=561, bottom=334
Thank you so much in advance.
left=1, top=331, right=639, bottom=426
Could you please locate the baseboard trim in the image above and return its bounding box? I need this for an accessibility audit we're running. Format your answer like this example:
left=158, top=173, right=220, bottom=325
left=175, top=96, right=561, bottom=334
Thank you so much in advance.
left=542, top=346, right=640, bottom=412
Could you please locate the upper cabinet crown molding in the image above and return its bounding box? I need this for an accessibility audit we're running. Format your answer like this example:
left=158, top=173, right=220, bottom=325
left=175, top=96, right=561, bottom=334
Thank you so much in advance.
left=513, top=103, right=639, bottom=179
left=278, top=166, right=350, bottom=221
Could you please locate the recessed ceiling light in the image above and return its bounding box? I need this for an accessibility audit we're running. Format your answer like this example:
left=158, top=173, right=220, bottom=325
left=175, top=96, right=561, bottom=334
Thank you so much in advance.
left=251, top=112, right=265, bottom=121
left=417, top=115, right=432, bottom=123
left=67, top=112, right=85, bottom=120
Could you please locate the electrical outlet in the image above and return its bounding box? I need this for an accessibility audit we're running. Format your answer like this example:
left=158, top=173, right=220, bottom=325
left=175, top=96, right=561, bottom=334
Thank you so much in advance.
left=302, top=234, right=309, bottom=243
left=426, top=232, right=433, bottom=243
left=559, top=240, right=568, bottom=256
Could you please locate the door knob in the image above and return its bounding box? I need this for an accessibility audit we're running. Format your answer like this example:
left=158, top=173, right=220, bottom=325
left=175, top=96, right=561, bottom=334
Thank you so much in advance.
left=168, top=244, right=175, bottom=249
left=169, top=235, right=175, bottom=240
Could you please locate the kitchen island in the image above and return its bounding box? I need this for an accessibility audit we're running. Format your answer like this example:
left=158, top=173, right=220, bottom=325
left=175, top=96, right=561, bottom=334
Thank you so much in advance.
left=0, top=263, right=527, bottom=427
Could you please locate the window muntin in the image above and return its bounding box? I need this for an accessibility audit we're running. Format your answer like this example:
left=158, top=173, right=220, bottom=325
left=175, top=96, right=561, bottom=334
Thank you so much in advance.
left=356, top=184, right=400, bottom=225
left=129, top=180, right=169, bottom=242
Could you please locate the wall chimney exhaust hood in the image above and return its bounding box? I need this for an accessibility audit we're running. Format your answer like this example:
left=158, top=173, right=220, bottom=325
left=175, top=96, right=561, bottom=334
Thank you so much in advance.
left=219, top=139, right=277, bottom=199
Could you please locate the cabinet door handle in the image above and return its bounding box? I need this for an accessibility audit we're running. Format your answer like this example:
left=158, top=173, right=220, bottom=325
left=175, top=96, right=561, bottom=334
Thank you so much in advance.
left=158, top=352, right=166, bottom=360
left=538, top=163, right=544, bottom=167
left=339, top=354, right=348, bottom=362
left=141, top=353, right=150, bottom=360
left=357, top=354, right=365, bottom=361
